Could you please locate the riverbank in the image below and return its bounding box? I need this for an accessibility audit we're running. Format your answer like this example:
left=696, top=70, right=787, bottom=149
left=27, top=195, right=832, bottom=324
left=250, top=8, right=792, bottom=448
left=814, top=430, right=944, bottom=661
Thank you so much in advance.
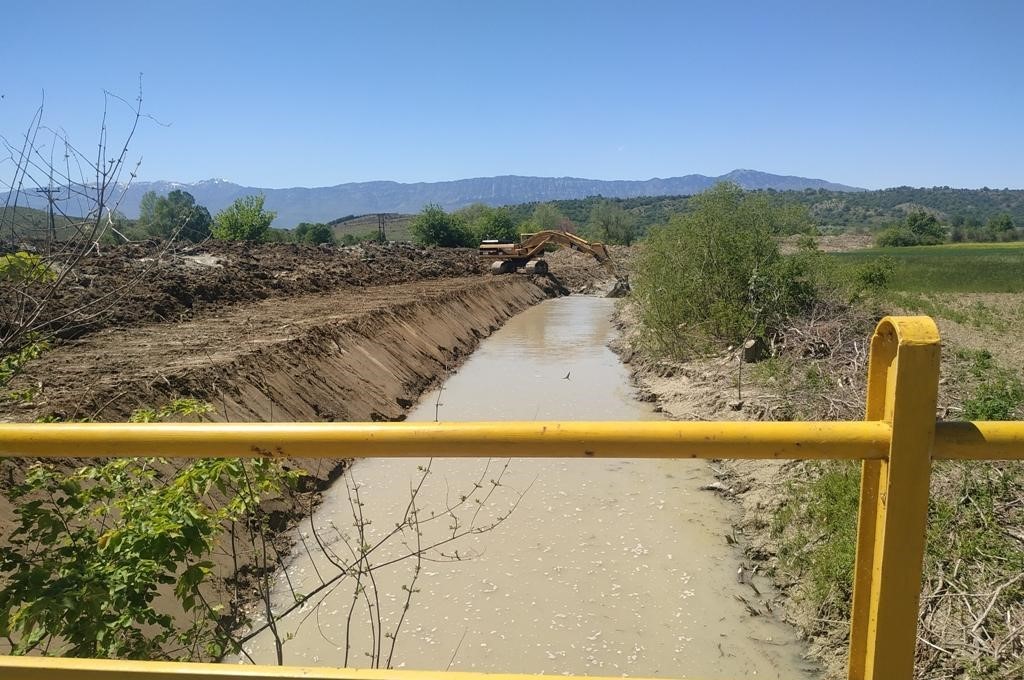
left=612, top=294, right=1024, bottom=679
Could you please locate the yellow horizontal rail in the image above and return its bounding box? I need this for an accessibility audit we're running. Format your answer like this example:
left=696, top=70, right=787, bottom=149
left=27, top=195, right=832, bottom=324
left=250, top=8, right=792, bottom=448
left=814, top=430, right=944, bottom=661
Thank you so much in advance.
left=1, top=656, right=661, bottom=680
left=932, top=421, right=1024, bottom=460
left=2, top=420, right=1023, bottom=462
left=0, top=420, right=893, bottom=460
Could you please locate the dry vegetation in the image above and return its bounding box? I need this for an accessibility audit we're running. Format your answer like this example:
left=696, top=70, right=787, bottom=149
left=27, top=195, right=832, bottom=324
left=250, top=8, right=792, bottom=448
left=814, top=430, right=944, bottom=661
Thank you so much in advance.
left=621, top=229, right=1024, bottom=678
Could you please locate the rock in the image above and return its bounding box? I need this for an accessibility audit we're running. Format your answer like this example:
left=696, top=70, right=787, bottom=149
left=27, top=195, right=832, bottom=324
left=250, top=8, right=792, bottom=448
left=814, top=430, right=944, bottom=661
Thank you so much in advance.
left=606, top=280, right=631, bottom=298
left=700, top=481, right=734, bottom=495
left=728, top=399, right=745, bottom=411
left=741, top=337, right=767, bottom=363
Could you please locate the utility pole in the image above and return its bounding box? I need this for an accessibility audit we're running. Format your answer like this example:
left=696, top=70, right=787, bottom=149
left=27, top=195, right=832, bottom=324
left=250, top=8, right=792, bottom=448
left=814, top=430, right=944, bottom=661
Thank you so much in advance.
left=34, top=184, right=61, bottom=252
left=377, top=213, right=387, bottom=243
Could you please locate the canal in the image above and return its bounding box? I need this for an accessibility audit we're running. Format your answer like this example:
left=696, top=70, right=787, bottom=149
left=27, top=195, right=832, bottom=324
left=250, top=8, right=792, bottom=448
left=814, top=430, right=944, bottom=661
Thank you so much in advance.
left=240, top=296, right=813, bottom=678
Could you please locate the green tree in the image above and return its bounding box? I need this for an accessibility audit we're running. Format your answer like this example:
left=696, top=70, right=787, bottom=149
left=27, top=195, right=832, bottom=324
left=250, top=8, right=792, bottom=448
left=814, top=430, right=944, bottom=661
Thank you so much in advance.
left=137, top=190, right=213, bottom=242
left=875, top=211, right=945, bottom=247
left=212, top=195, right=276, bottom=242
left=472, top=207, right=519, bottom=242
left=409, top=204, right=474, bottom=247
left=586, top=201, right=638, bottom=245
left=876, top=226, right=921, bottom=247
left=137, top=191, right=159, bottom=225
left=986, top=213, right=1016, bottom=241
left=530, top=203, right=566, bottom=232
left=633, top=182, right=818, bottom=357
left=293, top=222, right=335, bottom=245
left=905, top=211, right=945, bottom=245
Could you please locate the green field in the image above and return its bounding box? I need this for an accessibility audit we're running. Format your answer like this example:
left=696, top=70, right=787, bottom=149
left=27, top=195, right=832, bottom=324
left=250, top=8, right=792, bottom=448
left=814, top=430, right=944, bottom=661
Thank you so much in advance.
left=327, top=213, right=415, bottom=242
left=832, top=242, right=1024, bottom=293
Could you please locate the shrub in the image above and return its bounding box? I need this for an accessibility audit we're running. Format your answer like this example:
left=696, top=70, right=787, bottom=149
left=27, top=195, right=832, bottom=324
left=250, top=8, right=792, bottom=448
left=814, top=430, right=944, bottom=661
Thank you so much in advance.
left=875, top=226, right=919, bottom=247
left=853, top=256, right=896, bottom=291
left=0, top=252, right=56, bottom=284
left=633, top=182, right=820, bottom=357
left=293, top=222, right=335, bottom=245
left=212, top=195, right=276, bottom=242
left=472, top=207, right=519, bottom=242
left=875, top=211, right=946, bottom=247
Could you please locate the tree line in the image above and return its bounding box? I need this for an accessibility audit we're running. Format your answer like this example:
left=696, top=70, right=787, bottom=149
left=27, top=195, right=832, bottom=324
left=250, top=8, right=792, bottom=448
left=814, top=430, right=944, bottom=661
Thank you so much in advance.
left=128, top=190, right=347, bottom=245
left=409, top=199, right=642, bottom=248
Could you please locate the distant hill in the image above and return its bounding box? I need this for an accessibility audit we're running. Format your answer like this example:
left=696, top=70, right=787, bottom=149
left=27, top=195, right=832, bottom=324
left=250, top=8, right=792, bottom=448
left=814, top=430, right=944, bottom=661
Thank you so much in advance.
left=4, top=171, right=861, bottom=227
left=503, top=187, right=1024, bottom=236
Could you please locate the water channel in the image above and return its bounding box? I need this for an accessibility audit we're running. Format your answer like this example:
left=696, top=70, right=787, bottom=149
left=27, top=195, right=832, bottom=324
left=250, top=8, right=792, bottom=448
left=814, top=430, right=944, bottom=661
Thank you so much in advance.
left=241, top=296, right=815, bottom=678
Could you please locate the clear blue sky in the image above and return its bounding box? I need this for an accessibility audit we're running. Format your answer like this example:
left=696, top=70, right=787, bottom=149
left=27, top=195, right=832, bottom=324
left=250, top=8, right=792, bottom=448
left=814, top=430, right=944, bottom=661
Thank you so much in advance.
left=2, top=1, right=1021, bottom=189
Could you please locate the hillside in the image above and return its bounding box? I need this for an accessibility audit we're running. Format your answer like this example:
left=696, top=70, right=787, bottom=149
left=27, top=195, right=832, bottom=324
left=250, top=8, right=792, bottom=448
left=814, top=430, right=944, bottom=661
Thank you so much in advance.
left=5, top=171, right=860, bottom=227
left=503, top=187, right=1024, bottom=235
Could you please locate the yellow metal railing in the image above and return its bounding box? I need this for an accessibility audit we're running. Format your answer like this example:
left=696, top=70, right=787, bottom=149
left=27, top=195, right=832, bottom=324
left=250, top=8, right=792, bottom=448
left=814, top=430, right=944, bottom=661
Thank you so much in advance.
left=1, top=316, right=1023, bottom=680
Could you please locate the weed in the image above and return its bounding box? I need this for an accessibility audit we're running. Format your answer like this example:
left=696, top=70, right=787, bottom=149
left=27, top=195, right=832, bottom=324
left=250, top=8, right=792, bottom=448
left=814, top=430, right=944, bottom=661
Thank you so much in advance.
left=3, top=386, right=38, bottom=404
left=963, top=376, right=1024, bottom=420
left=0, top=336, right=50, bottom=388
left=772, top=461, right=860, bottom=619
left=129, top=397, right=214, bottom=423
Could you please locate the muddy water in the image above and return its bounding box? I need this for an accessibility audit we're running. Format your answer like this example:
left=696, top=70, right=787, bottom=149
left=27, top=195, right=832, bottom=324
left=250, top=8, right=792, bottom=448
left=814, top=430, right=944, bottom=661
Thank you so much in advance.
left=241, top=297, right=814, bottom=678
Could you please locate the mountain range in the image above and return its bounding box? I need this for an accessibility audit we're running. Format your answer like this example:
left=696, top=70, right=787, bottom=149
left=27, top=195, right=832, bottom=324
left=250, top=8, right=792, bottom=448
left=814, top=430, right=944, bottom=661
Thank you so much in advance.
left=16, top=170, right=864, bottom=227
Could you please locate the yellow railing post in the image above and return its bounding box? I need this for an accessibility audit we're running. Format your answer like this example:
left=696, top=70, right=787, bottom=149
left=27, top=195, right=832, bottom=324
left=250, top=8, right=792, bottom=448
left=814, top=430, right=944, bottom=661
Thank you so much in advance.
left=848, top=317, right=941, bottom=680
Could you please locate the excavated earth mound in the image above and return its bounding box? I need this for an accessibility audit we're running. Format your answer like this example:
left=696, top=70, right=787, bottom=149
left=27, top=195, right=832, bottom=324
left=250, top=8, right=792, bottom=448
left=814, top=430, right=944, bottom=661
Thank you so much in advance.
left=8, top=240, right=484, bottom=340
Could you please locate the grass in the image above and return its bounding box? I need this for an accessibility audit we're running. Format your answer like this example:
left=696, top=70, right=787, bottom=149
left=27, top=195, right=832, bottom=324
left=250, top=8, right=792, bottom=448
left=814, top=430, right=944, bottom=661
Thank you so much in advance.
left=832, top=242, right=1024, bottom=293
left=328, top=213, right=415, bottom=242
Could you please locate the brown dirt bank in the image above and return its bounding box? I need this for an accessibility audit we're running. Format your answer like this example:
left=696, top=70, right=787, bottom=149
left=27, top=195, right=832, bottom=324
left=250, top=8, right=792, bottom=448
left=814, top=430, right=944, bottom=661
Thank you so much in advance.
left=4, top=240, right=484, bottom=341
left=4, top=274, right=558, bottom=425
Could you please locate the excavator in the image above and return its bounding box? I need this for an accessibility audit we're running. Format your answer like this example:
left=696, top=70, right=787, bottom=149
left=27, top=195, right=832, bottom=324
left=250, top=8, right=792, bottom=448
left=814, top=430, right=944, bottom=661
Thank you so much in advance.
left=478, top=230, right=622, bottom=279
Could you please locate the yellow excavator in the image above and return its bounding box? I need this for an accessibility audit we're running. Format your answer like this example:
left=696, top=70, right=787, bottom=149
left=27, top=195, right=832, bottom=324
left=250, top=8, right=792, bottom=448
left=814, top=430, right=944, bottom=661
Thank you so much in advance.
left=478, top=230, right=619, bottom=278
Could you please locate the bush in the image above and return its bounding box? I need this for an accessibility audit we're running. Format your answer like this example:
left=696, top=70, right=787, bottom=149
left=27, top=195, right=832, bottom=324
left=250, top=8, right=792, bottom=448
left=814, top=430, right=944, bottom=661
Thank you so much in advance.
left=293, top=222, right=335, bottom=245
left=875, top=211, right=945, bottom=247
left=410, top=204, right=475, bottom=247
left=471, top=207, right=519, bottom=242
left=0, top=251, right=56, bottom=284
left=853, top=256, right=896, bottom=291
left=212, top=195, right=276, bottom=242
left=633, top=182, right=821, bottom=357
left=136, top=190, right=212, bottom=242
left=875, top=226, right=919, bottom=247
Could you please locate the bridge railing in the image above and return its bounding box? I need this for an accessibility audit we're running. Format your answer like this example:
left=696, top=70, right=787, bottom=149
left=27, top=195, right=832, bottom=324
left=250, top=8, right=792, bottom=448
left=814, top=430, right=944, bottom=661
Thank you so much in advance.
left=1, top=316, right=1023, bottom=680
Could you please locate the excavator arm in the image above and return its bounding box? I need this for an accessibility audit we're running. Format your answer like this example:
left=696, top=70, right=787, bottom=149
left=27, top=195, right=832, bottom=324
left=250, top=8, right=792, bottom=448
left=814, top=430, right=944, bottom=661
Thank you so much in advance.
left=479, top=230, right=622, bottom=280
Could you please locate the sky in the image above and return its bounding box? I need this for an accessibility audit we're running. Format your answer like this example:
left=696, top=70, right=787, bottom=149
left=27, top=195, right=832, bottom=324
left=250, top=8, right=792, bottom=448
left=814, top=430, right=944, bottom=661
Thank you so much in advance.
left=1, top=1, right=1021, bottom=190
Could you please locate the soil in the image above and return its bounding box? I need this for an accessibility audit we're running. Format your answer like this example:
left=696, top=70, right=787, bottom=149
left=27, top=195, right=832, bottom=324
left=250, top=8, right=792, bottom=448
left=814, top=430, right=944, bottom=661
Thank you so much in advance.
left=540, top=245, right=632, bottom=292
left=779, top=233, right=875, bottom=254
left=9, top=240, right=485, bottom=341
